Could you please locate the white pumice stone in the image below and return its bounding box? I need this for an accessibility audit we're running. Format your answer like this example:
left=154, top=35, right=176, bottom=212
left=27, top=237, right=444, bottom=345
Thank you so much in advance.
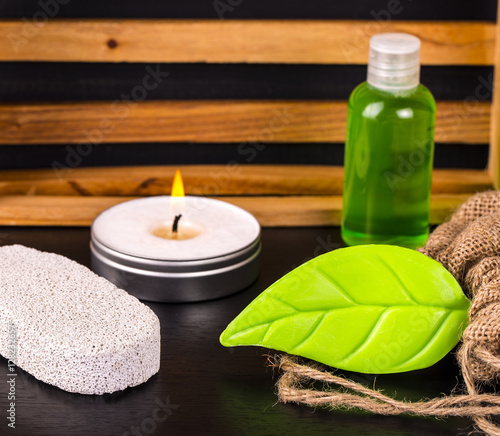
left=0, top=245, right=160, bottom=395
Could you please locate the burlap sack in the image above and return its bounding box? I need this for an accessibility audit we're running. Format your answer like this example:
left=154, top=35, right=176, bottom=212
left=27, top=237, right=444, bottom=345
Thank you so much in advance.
left=419, top=191, right=500, bottom=385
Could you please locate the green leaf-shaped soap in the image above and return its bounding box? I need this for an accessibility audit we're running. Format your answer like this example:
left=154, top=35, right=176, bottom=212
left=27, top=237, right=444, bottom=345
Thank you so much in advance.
left=220, top=245, right=470, bottom=374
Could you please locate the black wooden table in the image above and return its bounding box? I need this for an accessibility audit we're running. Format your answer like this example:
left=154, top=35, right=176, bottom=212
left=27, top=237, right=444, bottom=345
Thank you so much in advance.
left=0, top=227, right=476, bottom=436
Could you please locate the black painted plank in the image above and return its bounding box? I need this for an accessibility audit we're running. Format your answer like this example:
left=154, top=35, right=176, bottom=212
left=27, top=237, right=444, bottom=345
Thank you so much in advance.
left=0, top=63, right=493, bottom=102
left=0, top=0, right=496, bottom=20
left=0, top=143, right=488, bottom=171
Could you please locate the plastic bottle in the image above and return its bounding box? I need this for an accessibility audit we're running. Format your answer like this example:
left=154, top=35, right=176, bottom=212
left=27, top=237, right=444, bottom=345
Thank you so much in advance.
left=341, top=33, right=436, bottom=249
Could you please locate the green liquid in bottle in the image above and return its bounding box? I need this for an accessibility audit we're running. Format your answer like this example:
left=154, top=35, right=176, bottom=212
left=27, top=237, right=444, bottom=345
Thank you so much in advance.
left=341, top=82, right=436, bottom=249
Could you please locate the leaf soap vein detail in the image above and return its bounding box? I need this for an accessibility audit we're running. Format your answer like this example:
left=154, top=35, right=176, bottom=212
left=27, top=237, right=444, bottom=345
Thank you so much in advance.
left=370, top=254, right=419, bottom=305
left=388, top=309, right=469, bottom=372
left=220, top=245, right=470, bottom=374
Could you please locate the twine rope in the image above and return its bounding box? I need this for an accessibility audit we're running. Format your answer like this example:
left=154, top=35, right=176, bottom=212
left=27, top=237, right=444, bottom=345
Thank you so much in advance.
left=274, top=191, right=500, bottom=435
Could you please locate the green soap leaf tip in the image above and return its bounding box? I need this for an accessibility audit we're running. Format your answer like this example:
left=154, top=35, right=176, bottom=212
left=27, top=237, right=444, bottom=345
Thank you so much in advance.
left=220, top=245, right=470, bottom=374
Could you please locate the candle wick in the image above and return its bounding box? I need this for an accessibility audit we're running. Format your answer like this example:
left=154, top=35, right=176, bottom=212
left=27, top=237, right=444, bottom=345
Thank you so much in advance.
left=172, top=214, right=182, bottom=234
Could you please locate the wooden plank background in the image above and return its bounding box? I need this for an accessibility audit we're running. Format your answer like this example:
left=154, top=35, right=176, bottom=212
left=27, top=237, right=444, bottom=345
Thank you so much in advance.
left=0, top=101, right=490, bottom=145
left=0, top=20, right=495, bottom=65
left=489, top=3, right=500, bottom=186
left=0, top=166, right=490, bottom=196
left=0, top=1, right=497, bottom=227
left=0, top=194, right=472, bottom=227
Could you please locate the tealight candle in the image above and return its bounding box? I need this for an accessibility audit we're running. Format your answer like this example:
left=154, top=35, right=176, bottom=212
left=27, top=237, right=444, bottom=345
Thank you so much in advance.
left=90, top=173, right=261, bottom=302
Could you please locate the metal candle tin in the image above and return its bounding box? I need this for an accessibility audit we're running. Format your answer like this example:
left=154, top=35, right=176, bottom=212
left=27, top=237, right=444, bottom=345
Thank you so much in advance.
left=89, top=197, right=261, bottom=303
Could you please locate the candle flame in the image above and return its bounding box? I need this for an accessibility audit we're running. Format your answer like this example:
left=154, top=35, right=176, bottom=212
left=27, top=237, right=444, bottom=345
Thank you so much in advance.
left=170, top=169, right=185, bottom=214
left=171, top=169, right=185, bottom=198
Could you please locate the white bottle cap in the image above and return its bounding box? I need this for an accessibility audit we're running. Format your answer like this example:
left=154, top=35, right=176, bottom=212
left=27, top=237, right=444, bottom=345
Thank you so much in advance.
left=367, top=33, right=420, bottom=91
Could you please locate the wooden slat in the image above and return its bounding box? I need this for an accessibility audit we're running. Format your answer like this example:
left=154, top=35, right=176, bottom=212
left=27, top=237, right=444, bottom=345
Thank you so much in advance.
left=0, top=20, right=494, bottom=65
left=429, top=194, right=472, bottom=224
left=488, top=2, right=500, bottom=188
left=0, top=101, right=490, bottom=145
left=0, top=166, right=491, bottom=196
left=0, top=194, right=472, bottom=227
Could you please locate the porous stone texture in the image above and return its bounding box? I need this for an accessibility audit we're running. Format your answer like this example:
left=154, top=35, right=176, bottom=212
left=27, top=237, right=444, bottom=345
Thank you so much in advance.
left=0, top=245, right=160, bottom=395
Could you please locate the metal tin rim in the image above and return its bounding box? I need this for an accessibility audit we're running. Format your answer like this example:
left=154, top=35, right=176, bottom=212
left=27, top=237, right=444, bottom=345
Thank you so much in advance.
left=91, top=231, right=261, bottom=273
left=90, top=231, right=261, bottom=303
left=90, top=238, right=261, bottom=278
